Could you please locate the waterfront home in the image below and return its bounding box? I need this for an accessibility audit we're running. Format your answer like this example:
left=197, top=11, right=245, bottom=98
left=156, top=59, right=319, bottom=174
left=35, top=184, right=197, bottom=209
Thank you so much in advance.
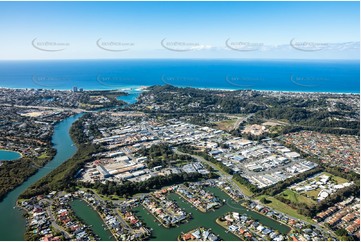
left=181, top=233, right=196, bottom=241
left=256, top=225, right=265, bottom=232
left=41, top=235, right=61, bottom=241
left=229, top=225, right=238, bottom=232
left=255, top=204, right=264, bottom=211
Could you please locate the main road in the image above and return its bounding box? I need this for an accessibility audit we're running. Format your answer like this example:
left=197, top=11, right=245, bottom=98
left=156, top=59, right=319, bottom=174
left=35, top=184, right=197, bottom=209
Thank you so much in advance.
left=172, top=147, right=247, bottom=199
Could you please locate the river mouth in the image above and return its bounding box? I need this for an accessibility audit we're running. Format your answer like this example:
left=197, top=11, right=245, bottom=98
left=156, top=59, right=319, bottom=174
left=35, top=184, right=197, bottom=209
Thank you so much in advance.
left=117, top=88, right=143, bottom=105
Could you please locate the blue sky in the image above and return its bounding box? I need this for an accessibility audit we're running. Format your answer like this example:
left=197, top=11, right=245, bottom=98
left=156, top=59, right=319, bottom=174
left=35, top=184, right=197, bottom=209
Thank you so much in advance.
left=0, top=1, right=359, bottom=60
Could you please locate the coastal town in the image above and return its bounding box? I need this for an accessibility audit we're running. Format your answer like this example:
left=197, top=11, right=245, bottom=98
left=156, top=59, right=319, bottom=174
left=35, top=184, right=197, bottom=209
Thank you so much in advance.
left=0, top=86, right=359, bottom=241
left=0, top=0, right=359, bottom=241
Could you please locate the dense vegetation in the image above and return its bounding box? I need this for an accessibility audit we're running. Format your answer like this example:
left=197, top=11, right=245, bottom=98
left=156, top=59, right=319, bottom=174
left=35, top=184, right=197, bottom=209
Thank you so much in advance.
left=139, top=85, right=359, bottom=135
left=71, top=113, right=102, bottom=144
left=0, top=148, right=55, bottom=201
left=72, top=90, right=127, bottom=110
left=139, top=143, right=195, bottom=168
left=81, top=172, right=216, bottom=198
left=139, top=85, right=267, bottom=114
left=253, top=109, right=359, bottom=136
left=20, top=143, right=98, bottom=199
left=334, top=228, right=357, bottom=241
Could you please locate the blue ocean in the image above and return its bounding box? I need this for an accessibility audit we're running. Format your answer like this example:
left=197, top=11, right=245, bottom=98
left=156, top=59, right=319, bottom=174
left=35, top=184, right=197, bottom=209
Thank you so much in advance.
left=0, top=59, right=359, bottom=93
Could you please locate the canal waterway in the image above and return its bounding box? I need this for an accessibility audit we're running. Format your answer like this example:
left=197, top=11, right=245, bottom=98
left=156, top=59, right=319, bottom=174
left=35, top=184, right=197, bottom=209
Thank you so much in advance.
left=133, top=187, right=290, bottom=241
left=70, top=199, right=115, bottom=241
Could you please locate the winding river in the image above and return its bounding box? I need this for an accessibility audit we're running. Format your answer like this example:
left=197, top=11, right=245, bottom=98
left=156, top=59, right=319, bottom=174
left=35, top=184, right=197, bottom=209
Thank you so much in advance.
left=0, top=113, right=83, bottom=240
left=0, top=91, right=140, bottom=240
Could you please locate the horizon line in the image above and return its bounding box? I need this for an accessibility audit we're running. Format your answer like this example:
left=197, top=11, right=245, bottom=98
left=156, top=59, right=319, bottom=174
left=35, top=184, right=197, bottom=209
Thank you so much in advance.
left=0, top=58, right=359, bottom=62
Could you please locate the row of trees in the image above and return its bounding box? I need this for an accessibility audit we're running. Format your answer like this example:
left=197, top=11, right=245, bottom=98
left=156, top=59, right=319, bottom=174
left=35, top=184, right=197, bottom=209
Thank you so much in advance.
left=260, top=167, right=323, bottom=196
left=177, top=144, right=234, bottom=174
left=233, top=174, right=260, bottom=194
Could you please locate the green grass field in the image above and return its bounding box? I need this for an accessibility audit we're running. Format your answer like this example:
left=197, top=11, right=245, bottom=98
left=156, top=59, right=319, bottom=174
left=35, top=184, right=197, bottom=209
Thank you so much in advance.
left=322, top=172, right=349, bottom=184
left=280, top=189, right=316, bottom=206
left=38, top=152, right=50, bottom=159
left=304, top=189, right=320, bottom=200
left=215, top=119, right=238, bottom=131
left=256, top=195, right=315, bottom=224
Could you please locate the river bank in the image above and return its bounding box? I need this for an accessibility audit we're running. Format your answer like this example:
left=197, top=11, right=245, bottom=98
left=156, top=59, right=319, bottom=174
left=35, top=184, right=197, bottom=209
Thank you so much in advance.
left=0, top=113, right=83, bottom=240
left=0, top=90, right=142, bottom=240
